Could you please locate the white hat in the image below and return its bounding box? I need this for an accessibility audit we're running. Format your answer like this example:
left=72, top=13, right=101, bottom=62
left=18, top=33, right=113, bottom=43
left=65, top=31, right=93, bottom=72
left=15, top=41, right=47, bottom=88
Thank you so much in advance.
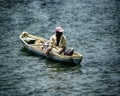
left=55, top=27, right=64, bottom=32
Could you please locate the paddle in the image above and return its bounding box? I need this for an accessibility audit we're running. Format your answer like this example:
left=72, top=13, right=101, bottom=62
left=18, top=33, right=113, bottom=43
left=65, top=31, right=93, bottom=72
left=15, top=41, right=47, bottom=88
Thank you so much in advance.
left=31, top=44, right=49, bottom=46
left=31, top=43, right=59, bottom=50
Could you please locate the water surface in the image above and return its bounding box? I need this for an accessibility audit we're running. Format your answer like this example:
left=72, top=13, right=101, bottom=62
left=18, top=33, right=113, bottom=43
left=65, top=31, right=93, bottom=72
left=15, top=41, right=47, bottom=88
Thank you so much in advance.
left=0, top=0, right=120, bottom=96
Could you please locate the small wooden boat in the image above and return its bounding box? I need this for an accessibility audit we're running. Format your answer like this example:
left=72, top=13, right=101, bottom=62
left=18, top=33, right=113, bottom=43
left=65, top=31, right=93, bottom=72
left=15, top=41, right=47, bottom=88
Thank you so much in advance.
left=19, top=32, right=83, bottom=64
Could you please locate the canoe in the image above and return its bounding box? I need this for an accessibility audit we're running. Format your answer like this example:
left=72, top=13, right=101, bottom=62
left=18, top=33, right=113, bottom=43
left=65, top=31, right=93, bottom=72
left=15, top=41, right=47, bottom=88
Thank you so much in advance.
left=19, top=32, right=83, bottom=64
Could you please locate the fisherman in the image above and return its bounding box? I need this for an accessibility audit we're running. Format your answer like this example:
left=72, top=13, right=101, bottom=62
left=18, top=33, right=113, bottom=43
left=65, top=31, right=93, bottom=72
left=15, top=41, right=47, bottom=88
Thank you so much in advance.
left=46, top=26, right=67, bottom=55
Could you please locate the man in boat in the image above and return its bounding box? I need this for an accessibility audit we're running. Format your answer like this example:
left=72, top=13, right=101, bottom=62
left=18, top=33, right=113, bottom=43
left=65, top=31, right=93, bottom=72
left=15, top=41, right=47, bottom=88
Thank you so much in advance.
left=45, top=27, right=67, bottom=55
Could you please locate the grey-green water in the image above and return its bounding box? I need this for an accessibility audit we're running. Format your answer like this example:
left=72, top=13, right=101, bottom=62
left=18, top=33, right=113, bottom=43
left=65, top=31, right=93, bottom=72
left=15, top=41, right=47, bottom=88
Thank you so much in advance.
left=0, top=0, right=120, bottom=96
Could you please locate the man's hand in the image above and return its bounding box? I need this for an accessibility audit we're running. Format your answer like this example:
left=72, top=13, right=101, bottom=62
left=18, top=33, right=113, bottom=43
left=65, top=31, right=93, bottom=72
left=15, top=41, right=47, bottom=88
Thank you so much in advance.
left=57, top=47, right=66, bottom=54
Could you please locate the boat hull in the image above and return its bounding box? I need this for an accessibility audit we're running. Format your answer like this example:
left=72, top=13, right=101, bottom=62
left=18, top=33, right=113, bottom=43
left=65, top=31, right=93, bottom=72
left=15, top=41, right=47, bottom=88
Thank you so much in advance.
left=19, top=32, right=83, bottom=65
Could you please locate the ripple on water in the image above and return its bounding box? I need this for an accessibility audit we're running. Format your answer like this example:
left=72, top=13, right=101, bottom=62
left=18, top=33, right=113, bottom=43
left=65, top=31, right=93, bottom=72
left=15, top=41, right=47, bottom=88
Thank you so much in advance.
left=0, top=0, right=120, bottom=96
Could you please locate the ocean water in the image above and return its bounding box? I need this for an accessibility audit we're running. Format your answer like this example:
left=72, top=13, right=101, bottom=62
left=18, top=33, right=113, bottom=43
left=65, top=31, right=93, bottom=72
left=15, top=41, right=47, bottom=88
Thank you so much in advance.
left=0, top=0, right=120, bottom=96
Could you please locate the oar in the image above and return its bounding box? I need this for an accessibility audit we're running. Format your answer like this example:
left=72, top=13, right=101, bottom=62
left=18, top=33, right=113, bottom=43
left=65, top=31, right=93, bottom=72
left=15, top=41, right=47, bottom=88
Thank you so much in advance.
left=31, top=44, right=59, bottom=50
left=30, top=44, right=49, bottom=46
